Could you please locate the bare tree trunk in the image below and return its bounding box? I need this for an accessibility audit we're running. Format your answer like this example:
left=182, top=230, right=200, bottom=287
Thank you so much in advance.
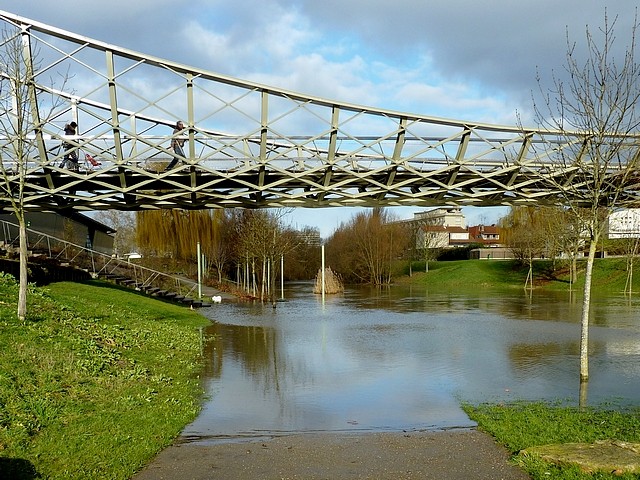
left=261, top=256, right=266, bottom=301
left=245, top=259, right=249, bottom=294
left=251, top=259, right=257, bottom=297
left=579, top=378, right=588, bottom=409
left=580, top=239, right=598, bottom=382
left=18, top=217, right=28, bottom=322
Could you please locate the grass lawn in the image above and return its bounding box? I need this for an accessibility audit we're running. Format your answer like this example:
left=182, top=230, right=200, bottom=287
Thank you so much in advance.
left=0, top=274, right=210, bottom=479
left=397, top=257, right=639, bottom=293
left=464, top=401, right=640, bottom=479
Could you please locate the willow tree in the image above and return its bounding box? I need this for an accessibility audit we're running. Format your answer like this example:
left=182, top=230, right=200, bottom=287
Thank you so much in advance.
left=0, top=27, right=65, bottom=321
left=136, top=209, right=222, bottom=261
left=532, top=12, right=640, bottom=383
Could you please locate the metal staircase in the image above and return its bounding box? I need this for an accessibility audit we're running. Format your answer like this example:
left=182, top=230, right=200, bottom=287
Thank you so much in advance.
left=0, top=219, right=210, bottom=307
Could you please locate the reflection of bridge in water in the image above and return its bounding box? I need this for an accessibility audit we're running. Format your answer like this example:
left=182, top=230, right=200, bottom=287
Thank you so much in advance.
left=1, top=10, right=640, bottom=213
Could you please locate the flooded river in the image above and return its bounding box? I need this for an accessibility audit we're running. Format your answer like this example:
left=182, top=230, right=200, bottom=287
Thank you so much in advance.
left=183, top=283, right=640, bottom=443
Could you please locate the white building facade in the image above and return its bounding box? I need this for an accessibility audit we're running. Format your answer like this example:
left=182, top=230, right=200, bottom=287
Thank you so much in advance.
left=607, top=209, right=640, bottom=239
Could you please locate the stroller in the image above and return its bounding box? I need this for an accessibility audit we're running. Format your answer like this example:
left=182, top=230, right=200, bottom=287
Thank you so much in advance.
left=58, top=148, right=102, bottom=172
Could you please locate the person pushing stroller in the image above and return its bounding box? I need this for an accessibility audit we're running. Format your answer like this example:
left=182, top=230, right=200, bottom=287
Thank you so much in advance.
left=61, top=121, right=79, bottom=171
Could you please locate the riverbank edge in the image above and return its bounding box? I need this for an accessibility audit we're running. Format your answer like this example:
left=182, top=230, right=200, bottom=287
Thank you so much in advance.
left=393, top=257, right=636, bottom=293
left=0, top=277, right=212, bottom=480
left=464, top=401, right=640, bottom=479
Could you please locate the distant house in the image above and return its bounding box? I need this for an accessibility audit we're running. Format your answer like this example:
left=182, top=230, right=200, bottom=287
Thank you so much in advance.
left=468, top=224, right=502, bottom=247
left=0, top=211, right=115, bottom=255
left=406, top=207, right=507, bottom=251
left=413, top=207, right=466, bottom=229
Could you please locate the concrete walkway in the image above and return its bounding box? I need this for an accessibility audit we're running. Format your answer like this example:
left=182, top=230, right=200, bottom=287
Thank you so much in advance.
left=133, top=430, right=530, bottom=480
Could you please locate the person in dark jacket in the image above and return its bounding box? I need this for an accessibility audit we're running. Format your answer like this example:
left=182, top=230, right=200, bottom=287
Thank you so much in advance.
left=62, top=121, right=78, bottom=171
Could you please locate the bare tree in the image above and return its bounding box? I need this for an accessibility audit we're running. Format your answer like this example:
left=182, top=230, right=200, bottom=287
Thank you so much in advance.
left=326, top=208, right=408, bottom=285
left=95, top=210, right=137, bottom=257
left=284, top=226, right=321, bottom=280
left=532, top=11, right=640, bottom=383
left=405, top=219, right=421, bottom=277
left=621, top=235, right=640, bottom=295
left=226, top=209, right=296, bottom=301
left=501, top=206, right=547, bottom=289
left=414, top=216, right=447, bottom=273
left=0, top=27, right=66, bottom=321
left=548, top=207, right=585, bottom=289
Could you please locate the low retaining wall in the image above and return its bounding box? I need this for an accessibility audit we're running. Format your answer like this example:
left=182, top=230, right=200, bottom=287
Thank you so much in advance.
left=0, top=258, right=92, bottom=285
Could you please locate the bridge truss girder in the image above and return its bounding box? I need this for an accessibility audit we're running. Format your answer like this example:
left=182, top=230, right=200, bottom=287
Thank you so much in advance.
left=1, top=10, right=640, bottom=214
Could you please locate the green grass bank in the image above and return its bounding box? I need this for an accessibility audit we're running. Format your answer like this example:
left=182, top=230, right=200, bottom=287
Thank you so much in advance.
left=397, top=257, right=640, bottom=293
left=465, top=402, right=640, bottom=479
left=0, top=274, right=209, bottom=479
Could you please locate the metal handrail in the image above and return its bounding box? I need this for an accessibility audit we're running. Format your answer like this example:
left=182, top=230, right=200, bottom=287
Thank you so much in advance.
left=0, top=219, right=200, bottom=298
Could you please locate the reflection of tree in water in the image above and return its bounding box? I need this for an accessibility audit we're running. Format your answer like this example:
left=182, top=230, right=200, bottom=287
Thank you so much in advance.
left=201, top=323, right=276, bottom=382
left=507, top=340, right=612, bottom=406
left=202, top=320, right=324, bottom=414
left=201, top=317, right=331, bottom=422
left=508, top=342, right=576, bottom=373
left=348, top=285, right=634, bottom=328
left=508, top=341, right=613, bottom=373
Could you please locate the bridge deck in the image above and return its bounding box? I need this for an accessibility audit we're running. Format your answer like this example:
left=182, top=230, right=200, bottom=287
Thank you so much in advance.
left=8, top=158, right=635, bottom=211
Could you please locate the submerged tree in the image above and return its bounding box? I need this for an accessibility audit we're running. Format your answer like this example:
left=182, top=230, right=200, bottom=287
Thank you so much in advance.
left=227, top=209, right=297, bottom=301
left=501, top=206, right=547, bottom=289
left=532, top=11, right=640, bottom=383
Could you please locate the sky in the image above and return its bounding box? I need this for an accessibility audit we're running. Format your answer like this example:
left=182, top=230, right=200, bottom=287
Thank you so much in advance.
left=1, top=1, right=637, bottom=238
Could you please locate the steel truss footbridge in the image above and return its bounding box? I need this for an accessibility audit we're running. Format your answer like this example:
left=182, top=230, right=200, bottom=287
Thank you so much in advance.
left=1, top=10, right=639, bottom=214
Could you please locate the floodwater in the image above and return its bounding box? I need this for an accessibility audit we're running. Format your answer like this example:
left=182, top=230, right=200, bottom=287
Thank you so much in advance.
left=184, top=282, right=640, bottom=444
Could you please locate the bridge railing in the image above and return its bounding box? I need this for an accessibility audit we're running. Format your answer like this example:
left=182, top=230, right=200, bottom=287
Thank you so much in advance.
left=2, top=132, right=570, bottom=175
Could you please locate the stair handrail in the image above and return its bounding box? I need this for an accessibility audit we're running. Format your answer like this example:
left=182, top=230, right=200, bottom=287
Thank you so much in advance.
left=0, top=219, right=200, bottom=297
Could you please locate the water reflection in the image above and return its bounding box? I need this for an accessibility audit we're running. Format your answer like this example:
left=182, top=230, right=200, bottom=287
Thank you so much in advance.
left=183, top=283, right=640, bottom=444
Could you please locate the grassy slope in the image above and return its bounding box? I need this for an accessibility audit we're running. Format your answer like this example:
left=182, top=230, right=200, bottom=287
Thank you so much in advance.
left=396, top=257, right=637, bottom=293
left=0, top=276, right=209, bottom=479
